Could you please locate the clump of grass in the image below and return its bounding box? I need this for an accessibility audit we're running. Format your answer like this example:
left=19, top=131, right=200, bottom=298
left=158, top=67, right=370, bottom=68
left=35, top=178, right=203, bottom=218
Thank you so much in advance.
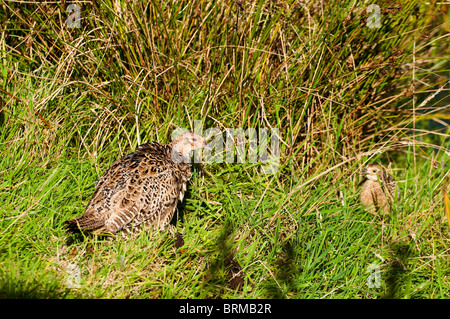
left=0, top=0, right=449, bottom=298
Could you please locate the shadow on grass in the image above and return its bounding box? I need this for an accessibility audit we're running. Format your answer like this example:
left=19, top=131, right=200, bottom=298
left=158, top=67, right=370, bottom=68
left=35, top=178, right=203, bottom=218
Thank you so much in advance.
left=263, top=237, right=302, bottom=299
left=0, top=275, right=72, bottom=299
left=381, top=241, right=413, bottom=299
left=203, top=218, right=246, bottom=297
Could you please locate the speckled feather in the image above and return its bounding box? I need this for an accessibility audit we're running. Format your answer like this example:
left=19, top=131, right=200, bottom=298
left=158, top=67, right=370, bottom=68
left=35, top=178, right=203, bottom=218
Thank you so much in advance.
left=65, top=133, right=208, bottom=237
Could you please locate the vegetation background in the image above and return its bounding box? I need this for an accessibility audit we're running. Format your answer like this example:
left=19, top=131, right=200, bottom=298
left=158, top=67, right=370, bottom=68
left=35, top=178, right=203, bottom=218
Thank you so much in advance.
left=0, top=0, right=449, bottom=298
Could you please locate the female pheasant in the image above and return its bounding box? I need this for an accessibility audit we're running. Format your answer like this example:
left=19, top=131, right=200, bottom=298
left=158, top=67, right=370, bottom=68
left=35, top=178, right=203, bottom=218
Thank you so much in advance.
left=65, top=132, right=210, bottom=237
left=360, top=163, right=400, bottom=214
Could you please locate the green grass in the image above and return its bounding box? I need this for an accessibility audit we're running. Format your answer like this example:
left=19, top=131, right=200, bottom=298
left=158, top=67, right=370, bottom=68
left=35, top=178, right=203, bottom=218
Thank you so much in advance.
left=0, top=0, right=449, bottom=298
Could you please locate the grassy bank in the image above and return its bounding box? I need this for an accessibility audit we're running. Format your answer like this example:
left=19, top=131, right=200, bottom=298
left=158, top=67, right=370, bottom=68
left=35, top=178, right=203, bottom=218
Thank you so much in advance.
left=0, top=0, right=449, bottom=298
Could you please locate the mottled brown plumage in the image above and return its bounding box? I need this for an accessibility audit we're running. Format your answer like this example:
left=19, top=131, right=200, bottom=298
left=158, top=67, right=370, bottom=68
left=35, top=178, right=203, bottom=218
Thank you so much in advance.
left=65, top=132, right=210, bottom=237
left=360, top=163, right=399, bottom=214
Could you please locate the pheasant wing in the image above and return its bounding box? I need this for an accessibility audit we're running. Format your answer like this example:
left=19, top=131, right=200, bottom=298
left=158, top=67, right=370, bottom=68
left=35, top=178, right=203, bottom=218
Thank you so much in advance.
left=120, top=169, right=186, bottom=234
left=65, top=142, right=173, bottom=234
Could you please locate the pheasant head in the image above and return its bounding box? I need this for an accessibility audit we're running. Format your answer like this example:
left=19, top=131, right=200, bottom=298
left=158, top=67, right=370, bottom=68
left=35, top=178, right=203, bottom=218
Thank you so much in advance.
left=361, top=163, right=383, bottom=181
left=170, top=132, right=211, bottom=163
